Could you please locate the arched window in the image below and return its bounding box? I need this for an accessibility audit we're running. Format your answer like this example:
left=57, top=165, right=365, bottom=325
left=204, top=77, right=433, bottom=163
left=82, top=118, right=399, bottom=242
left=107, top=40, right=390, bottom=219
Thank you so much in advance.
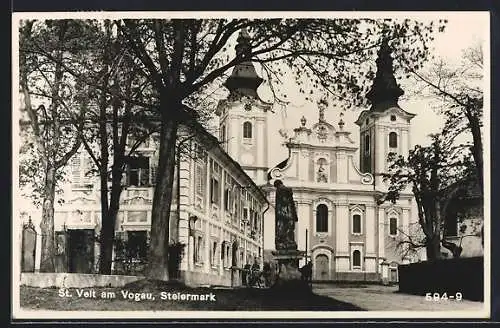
left=316, top=204, right=328, bottom=233
left=352, top=214, right=362, bottom=234
left=390, top=115, right=397, bottom=121
left=389, top=132, right=398, bottom=148
left=353, top=250, right=361, bottom=268
left=243, top=121, right=252, bottom=139
left=389, top=217, right=398, bottom=236
left=364, top=134, right=370, bottom=154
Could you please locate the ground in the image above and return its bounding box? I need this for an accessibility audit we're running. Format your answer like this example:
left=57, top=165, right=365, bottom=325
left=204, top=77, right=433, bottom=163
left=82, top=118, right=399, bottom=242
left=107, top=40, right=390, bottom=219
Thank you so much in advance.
left=19, top=280, right=484, bottom=312
left=312, top=283, right=484, bottom=311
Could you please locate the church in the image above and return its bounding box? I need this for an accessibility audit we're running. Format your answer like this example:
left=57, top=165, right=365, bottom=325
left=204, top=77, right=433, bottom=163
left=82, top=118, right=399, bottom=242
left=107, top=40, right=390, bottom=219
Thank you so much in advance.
left=19, top=29, right=421, bottom=286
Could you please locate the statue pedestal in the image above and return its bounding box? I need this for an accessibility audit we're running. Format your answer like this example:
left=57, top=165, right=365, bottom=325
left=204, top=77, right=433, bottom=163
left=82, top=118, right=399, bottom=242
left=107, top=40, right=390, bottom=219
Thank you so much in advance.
left=271, top=249, right=309, bottom=293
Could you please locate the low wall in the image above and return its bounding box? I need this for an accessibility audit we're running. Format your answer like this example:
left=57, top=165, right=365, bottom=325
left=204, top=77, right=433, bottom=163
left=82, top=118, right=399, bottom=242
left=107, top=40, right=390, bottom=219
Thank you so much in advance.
left=180, top=269, right=234, bottom=287
left=20, top=273, right=144, bottom=288
left=398, top=256, right=484, bottom=301
left=311, top=272, right=381, bottom=283
left=333, top=272, right=380, bottom=282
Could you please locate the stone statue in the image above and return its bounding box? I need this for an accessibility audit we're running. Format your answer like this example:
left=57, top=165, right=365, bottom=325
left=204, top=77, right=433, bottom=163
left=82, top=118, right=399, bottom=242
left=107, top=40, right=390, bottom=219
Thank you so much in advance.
left=317, top=163, right=328, bottom=183
left=274, top=180, right=298, bottom=250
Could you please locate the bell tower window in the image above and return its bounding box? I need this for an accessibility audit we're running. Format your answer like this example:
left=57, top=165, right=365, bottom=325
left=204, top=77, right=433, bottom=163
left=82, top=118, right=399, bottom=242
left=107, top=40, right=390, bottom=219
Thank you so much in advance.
left=389, top=132, right=398, bottom=148
left=352, top=214, right=362, bottom=234
left=364, top=134, right=370, bottom=155
left=389, top=217, right=398, bottom=236
left=243, top=121, right=252, bottom=139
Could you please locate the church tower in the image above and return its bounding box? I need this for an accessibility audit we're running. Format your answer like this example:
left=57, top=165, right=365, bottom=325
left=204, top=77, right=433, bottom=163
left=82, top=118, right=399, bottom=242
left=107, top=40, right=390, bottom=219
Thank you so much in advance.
left=216, top=29, right=272, bottom=186
left=355, top=40, right=416, bottom=188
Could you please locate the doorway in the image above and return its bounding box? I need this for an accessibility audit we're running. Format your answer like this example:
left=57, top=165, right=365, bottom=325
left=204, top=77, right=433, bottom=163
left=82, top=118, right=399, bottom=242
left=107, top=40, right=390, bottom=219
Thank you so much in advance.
left=68, top=229, right=95, bottom=273
left=390, top=267, right=398, bottom=283
left=314, top=254, right=329, bottom=281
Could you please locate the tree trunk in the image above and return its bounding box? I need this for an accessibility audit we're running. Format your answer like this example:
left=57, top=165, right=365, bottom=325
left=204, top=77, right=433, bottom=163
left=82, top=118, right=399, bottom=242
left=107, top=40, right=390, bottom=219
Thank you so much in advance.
left=99, top=163, right=124, bottom=274
left=425, top=234, right=441, bottom=261
left=469, top=111, right=483, bottom=192
left=39, top=166, right=57, bottom=272
left=147, top=110, right=179, bottom=280
left=98, top=165, right=111, bottom=274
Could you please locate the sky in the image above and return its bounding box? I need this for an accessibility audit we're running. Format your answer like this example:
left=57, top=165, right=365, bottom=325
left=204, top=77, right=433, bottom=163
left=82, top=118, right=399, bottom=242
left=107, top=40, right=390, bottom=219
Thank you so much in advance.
left=248, top=13, right=490, bottom=167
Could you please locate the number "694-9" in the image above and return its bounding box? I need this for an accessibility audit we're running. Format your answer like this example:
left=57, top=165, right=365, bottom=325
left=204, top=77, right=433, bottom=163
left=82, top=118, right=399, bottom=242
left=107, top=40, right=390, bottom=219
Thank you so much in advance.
left=425, top=292, right=463, bottom=301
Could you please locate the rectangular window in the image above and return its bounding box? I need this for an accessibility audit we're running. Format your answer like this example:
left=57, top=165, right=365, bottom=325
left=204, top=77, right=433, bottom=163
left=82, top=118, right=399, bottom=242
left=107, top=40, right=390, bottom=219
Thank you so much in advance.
left=210, top=178, right=220, bottom=205
left=71, top=155, right=81, bottom=185
left=253, top=211, right=258, bottom=232
left=352, top=214, right=362, bottom=234
left=195, top=236, right=203, bottom=263
left=224, top=188, right=230, bottom=211
left=212, top=161, right=221, bottom=175
left=243, top=207, right=249, bottom=225
left=195, top=163, right=205, bottom=196
left=389, top=218, right=398, bottom=236
left=126, top=156, right=150, bottom=187
left=70, top=152, right=94, bottom=187
left=221, top=242, right=226, bottom=261
left=223, top=242, right=229, bottom=268
left=211, top=241, right=218, bottom=267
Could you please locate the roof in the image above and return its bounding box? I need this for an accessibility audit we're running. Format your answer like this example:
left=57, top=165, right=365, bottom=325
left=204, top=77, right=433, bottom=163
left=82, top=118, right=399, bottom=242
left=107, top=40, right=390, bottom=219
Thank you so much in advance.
left=354, top=106, right=416, bottom=126
left=365, top=39, right=404, bottom=110
left=223, top=29, right=264, bottom=99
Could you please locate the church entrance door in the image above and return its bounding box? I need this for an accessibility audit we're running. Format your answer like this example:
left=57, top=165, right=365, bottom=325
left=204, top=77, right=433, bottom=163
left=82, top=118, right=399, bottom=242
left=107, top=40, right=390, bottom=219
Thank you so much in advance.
left=314, top=254, right=329, bottom=281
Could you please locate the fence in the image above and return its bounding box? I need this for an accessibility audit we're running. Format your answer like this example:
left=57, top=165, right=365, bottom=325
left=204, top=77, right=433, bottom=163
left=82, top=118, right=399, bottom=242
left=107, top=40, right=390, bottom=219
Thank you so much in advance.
left=398, top=256, right=484, bottom=301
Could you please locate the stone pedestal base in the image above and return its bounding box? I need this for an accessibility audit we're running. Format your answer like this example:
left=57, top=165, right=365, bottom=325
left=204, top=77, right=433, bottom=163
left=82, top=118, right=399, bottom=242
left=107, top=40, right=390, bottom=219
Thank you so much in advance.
left=271, top=249, right=309, bottom=293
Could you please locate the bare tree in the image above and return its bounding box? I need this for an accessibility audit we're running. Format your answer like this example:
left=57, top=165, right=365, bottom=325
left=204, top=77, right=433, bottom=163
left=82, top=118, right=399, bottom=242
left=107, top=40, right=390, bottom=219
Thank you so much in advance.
left=19, top=20, right=83, bottom=272
left=383, top=132, right=476, bottom=261
left=403, top=42, right=484, bottom=191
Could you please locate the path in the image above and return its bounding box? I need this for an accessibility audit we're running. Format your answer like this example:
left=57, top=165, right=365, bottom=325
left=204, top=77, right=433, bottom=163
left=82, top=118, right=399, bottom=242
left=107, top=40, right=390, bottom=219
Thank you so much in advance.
left=312, top=283, right=484, bottom=312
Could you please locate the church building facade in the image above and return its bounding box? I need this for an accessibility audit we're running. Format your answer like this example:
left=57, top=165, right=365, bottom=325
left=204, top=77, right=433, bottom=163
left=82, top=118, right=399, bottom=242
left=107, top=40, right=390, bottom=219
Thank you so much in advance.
left=263, top=42, right=419, bottom=282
